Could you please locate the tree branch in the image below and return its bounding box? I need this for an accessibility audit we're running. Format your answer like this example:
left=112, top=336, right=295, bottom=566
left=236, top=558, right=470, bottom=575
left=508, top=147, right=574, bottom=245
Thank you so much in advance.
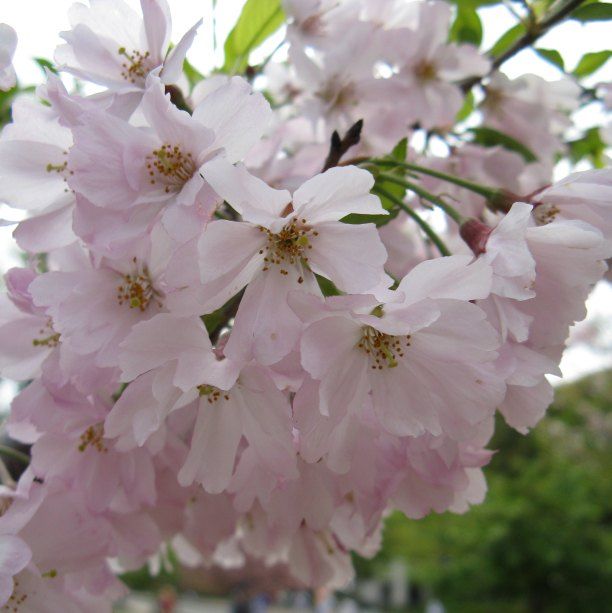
left=461, top=0, right=589, bottom=93
left=165, top=85, right=193, bottom=114
left=322, top=119, right=364, bottom=172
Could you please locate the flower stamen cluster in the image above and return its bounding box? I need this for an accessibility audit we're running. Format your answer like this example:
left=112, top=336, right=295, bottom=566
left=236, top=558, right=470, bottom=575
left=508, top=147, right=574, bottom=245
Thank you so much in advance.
left=197, top=384, right=230, bottom=403
left=118, top=47, right=152, bottom=84
left=31, top=319, right=60, bottom=348
left=358, top=327, right=411, bottom=369
left=146, top=144, right=196, bottom=192
left=116, top=261, right=160, bottom=312
left=259, top=218, right=318, bottom=276
left=0, top=1, right=609, bottom=607
left=77, top=423, right=107, bottom=453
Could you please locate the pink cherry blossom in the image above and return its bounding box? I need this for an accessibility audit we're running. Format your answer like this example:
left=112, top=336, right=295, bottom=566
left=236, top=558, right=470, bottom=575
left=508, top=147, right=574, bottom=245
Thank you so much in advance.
left=381, top=1, right=490, bottom=130
left=0, top=0, right=610, bottom=601
left=55, top=0, right=200, bottom=98
left=0, top=24, right=16, bottom=91
left=67, top=75, right=271, bottom=244
left=297, top=256, right=505, bottom=439
left=197, top=159, right=388, bottom=365
left=532, top=168, right=612, bottom=241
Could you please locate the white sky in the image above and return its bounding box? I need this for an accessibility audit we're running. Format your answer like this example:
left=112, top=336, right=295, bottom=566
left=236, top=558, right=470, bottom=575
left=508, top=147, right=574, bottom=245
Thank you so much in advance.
left=0, top=0, right=610, bottom=400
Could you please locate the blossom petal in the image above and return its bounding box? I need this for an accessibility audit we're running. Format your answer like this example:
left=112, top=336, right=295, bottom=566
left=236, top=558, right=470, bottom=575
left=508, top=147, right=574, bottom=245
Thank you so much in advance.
left=293, top=166, right=385, bottom=224
left=201, top=157, right=290, bottom=218
left=178, top=397, right=243, bottom=492
left=307, top=221, right=388, bottom=293
left=192, top=76, right=273, bottom=163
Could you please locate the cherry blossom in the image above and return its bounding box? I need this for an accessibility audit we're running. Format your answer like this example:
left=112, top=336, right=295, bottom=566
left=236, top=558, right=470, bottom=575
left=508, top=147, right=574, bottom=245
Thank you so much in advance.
left=0, top=0, right=610, bottom=606
left=197, top=158, right=389, bottom=365
left=0, top=24, right=16, bottom=91
left=55, top=0, right=201, bottom=111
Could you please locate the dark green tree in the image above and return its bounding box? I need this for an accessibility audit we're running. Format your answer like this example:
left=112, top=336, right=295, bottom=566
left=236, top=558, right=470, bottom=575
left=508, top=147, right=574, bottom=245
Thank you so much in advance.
left=355, top=371, right=612, bottom=612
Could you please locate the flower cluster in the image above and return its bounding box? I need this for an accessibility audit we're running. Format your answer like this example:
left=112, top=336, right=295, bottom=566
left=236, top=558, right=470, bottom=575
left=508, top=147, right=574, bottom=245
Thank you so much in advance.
left=0, top=0, right=610, bottom=609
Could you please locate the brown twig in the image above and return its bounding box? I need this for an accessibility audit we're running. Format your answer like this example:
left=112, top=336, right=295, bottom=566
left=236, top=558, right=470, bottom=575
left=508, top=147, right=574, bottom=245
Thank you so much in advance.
left=461, top=0, right=589, bottom=93
left=322, top=119, right=364, bottom=172
left=165, top=85, right=193, bottom=114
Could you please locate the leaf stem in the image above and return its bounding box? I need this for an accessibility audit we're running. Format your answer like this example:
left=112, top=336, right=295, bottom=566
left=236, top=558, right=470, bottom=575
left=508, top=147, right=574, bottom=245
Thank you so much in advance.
left=373, top=186, right=451, bottom=257
left=367, top=159, right=500, bottom=201
left=0, top=444, right=29, bottom=465
left=374, top=172, right=464, bottom=224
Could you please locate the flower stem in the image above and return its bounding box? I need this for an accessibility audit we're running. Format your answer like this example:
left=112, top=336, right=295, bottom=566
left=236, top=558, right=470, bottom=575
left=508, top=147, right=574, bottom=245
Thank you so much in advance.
left=0, top=444, right=29, bottom=465
left=374, top=186, right=451, bottom=257
left=367, top=159, right=501, bottom=202
left=374, top=172, right=464, bottom=225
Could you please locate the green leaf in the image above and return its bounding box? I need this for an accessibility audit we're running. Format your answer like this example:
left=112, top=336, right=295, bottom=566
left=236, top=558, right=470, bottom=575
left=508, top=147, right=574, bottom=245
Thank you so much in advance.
left=456, top=90, right=475, bottom=123
left=183, top=58, right=205, bottom=89
left=375, top=138, right=408, bottom=212
left=340, top=208, right=400, bottom=227
left=568, top=127, right=606, bottom=168
left=573, top=50, right=612, bottom=77
left=450, top=5, right=483, bottom=47
left=315, top=275, right=341, bottom=297
left=222, top=0, right=285, bottom=74
left=342, top=138, right=406, bottom=227
left=488, top=22, right=526, bottom=58
left=34, top=57, right=58, bottom=75
left=535, top=48, right=565, bottom=71
left=571, top=2, right=612, bottom=21
left=202, top=310, right=225, bottom=336
left=0, top=85, right=19, bottom=127
left=468, top=126, right=538, bottom=162
left=390, top=137, right=408, bottom=163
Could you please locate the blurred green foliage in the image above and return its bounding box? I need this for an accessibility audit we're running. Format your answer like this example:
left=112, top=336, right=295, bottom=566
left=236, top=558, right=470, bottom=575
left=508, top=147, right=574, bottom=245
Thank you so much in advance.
left=355, top=371, right=612, bottom=612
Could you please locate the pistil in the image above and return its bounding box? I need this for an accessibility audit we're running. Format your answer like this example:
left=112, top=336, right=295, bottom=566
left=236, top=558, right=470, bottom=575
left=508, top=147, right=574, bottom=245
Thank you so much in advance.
left=146, top=144, right=196, bottom=193
left=358, top=326, right=412, bottom=369
left=259, top=217, right=317, bottom=278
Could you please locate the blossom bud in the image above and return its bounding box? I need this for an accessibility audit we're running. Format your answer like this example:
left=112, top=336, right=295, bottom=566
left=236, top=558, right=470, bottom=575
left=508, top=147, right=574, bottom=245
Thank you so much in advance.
left=460, top=218, right=492, bottom=256
left=486, top=189, right=520, bottom=214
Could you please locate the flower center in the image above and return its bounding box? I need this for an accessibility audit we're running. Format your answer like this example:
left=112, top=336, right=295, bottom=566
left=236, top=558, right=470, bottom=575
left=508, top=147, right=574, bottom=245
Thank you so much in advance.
left=415, top=60, right=437, bottom=82
left=118, top=47, right=153, bottom=84
left=116, top=261, right=161, bottom=312
left=146, top=144, right=196, bottom=193
left=78, top=423, right=107, bottom=453
left=318, top=80, right=356, bottom=112
left=259, top=218, right=317, bottom=280
left=197, top=384, right=230, bottom=404
left=32, top=318, right=60, bottom=348
left=358, top=326, right=412, bottom=369
left=6, top=576, right=28, bottom=610
left=533, top=202, right=560, bottom=225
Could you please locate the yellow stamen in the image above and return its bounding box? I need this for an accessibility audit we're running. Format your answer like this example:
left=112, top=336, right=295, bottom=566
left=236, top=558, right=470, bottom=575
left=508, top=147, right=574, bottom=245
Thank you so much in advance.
left=358, top=326, right=412, bottom=370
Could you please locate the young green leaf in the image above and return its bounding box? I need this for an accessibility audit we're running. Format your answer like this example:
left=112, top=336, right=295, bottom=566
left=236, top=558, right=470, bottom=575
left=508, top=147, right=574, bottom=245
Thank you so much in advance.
left=450, top=5, right=483, bottom=47
left=572, top=50, right=612, bottom=77
left=183, top=58, right=205, bottom=89
left=342, top=138, right=407, bottom=227
left=456, top=90, right=475, bottom=123
left=568, top=127, right=606, bottom=168
left=571, top=2, right=612, bottom=22
left=535, top=48, right=565, bottom=71
left=488, top=22, right=526, bottom=58
left=222, top=0, right=285, bottom=74
left=34, top=57, right=58, bottom=75
left=468, top=126, right=538, bottom=162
